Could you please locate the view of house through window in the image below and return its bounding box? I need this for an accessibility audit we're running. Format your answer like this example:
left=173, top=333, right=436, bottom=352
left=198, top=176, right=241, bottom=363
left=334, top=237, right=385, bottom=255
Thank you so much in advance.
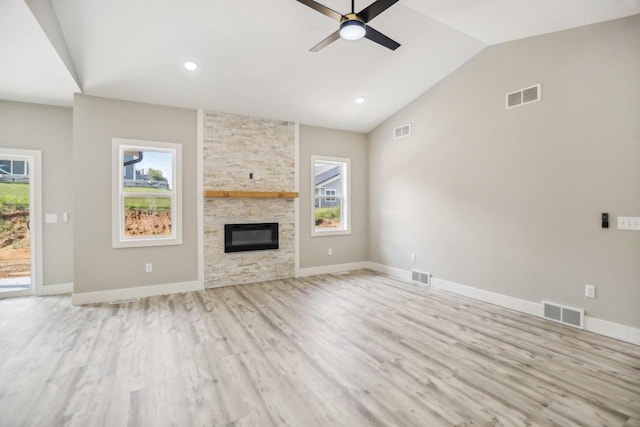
left=113, top=139, right=182, bottom=247
left=313, top=156, right=350, bottom=235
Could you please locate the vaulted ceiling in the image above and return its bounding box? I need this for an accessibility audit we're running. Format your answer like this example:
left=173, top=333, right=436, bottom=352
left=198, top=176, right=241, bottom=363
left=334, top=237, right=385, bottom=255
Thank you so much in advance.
left=2, top=0, right=639, bottom=132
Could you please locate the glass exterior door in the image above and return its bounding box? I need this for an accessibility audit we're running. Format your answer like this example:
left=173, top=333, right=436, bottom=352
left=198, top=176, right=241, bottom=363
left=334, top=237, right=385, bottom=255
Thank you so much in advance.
left=0, top=156, right=32, bottom=296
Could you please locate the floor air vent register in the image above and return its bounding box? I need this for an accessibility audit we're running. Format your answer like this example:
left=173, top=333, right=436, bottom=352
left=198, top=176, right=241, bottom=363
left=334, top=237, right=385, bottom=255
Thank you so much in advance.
left=542, top=301, right=584, bottom=329
left=411, top=270, right=431, bottom=286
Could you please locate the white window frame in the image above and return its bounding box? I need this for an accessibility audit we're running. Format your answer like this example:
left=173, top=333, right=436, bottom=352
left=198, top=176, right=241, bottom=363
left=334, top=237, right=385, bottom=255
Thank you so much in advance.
left=311, top=155, right=351, bottom=237
left=112, top=138, right=182, bottom=248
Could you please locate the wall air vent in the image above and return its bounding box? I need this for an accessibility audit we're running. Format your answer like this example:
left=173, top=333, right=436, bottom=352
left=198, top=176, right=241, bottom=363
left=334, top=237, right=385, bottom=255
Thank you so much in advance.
left=394, top=123, right=411, bottom=139
left=506, top=84, right=541, bottom=109
left=542, top=301, right=584, bottom=329
left=411, top=270, right=431, bottom=286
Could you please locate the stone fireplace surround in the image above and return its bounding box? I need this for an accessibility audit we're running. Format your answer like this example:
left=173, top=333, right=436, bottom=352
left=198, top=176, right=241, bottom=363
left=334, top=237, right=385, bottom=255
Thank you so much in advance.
left=203, top=111, right=296, bottom=288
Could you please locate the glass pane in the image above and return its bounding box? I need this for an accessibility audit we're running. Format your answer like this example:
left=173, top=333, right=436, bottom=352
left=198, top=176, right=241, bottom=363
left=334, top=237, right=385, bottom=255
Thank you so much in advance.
left=12, top=161, right=25, bottom=175
left=314, top=160, right=343, bottom=230
left=124, top=196, right=172, bottom=237
left=122, top=150, right=173, bottom=193
left=315, top=204, right=341, bottom=229
left=0, top=160, right=11, bottom=174
left=0, top=179, right=31, bottom=284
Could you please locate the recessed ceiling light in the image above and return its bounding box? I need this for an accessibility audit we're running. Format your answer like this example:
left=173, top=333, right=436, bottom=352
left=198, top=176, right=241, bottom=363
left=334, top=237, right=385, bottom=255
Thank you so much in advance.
left=184, top=61, right=199, bottom=71
left=355, top=96, right=366, bottom=104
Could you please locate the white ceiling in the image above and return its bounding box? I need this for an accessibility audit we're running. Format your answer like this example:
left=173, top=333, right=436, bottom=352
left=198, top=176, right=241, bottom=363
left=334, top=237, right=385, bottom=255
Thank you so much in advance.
left=402, top=0, right=640, bottom=45
left=0, top=0, right=79, bottom=106
left=1, top=0, right=639, bottom=133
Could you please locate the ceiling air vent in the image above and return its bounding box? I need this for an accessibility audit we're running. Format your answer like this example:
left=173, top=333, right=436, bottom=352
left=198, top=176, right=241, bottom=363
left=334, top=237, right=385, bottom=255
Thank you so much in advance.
left=506, top=84, right=541, bottom=109
left=394, top=123, right=411, bottom=139
left=542, top=301, right=584, bottom=329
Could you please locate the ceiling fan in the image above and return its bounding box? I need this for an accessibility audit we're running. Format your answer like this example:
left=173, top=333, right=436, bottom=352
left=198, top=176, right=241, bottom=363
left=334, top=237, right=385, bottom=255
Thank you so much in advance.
left=296, top=0, right=401, bottom=52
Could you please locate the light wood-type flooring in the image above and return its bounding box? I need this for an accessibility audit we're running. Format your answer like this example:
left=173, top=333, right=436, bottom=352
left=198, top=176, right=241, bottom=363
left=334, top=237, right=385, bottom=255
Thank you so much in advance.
left=1, top=270, right=639, bottom=426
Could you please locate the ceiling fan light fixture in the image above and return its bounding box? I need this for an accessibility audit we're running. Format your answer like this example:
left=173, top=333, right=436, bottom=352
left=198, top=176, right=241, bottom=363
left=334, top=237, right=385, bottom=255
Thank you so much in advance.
left=184, top=61, right=199, bottom=71
left=340, top=20, right=366, bottom=41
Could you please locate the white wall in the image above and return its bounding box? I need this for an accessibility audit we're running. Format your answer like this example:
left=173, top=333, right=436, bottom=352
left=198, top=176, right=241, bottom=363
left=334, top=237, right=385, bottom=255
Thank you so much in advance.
left=367, top=15, right=640, bottom=328
left=0, top=100, right=73, bottom=286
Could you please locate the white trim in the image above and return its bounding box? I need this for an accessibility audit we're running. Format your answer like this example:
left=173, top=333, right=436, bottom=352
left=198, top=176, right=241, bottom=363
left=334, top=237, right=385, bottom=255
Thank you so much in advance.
left=71, top=280, right=203, bottom=305
left=366, top=262, right=640, bottom=346
left=294, top=123, right=300, bottom=276
left=1, top=149, right=43, bottom=296
left=584, top=316, right=640, bottom=346
left=41, top=282, right=73, bottom=295
left=365, top=261, right=412, bottom=281
left=197, top=110, right=205, bottom=287
left=584, top=316, right=640, bottom=345
left=431, top=277, right=541, bottom=317
left=296, top=261, right=369, bottom=278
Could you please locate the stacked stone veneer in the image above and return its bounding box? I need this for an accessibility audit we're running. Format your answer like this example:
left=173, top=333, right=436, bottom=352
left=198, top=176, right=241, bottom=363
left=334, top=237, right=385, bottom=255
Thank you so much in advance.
left=204, top=111, right=295, bottom=288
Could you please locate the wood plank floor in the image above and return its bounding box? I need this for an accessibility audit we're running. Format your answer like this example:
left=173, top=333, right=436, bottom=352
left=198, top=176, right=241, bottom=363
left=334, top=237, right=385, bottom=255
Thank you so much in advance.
left=1, top=270, right=638, bottom=426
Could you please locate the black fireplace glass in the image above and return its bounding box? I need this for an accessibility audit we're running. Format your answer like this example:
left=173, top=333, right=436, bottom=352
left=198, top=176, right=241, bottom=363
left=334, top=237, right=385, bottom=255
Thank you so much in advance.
left=224, top=223, right=279, bottom=253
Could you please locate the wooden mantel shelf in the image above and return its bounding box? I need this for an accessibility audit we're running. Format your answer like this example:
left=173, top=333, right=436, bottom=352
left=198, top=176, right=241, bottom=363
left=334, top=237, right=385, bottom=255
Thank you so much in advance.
left=204, top=190, right=298, bottom=199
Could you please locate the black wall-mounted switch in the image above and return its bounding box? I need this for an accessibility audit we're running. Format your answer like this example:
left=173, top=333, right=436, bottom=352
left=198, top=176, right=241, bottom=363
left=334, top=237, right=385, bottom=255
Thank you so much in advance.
left=602, top=213, right=609, bottom=228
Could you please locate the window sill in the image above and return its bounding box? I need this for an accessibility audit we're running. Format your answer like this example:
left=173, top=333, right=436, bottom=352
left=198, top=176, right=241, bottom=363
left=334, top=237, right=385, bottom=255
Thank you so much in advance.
left=311, top=229, right=352, bottom=237
left=113, top=236, right=183, bottom=249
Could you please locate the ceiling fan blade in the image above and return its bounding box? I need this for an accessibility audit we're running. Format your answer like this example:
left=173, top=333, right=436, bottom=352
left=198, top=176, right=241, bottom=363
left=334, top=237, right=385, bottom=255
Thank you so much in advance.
left=357, top=0, right=399, bottom=23
left=296, top=0, right=343, bottom=21
left=310, top=30, right=341, bottom=52
left=364, top=26, right=401, bottom=50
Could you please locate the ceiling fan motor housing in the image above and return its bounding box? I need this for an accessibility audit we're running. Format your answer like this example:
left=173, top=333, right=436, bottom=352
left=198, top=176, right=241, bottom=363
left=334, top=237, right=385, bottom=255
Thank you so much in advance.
left=340, top=14, right=366, bottom=40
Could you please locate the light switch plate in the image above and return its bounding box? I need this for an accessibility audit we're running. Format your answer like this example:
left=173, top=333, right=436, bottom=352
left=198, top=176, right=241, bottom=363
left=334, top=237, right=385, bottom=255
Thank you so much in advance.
left=585, top=284, right=596, bottom=298
left=45, top=213, right=58, bottom=223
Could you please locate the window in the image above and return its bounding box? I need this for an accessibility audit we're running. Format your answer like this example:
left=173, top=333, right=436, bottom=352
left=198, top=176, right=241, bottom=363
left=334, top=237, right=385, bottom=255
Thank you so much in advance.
left=0, top=160, right=28, bottom=175
left=324, top=188, right=336, bottom=202
left=112, top=139, right=182, bottom=248
left=311, top=156, right=350, bottom=236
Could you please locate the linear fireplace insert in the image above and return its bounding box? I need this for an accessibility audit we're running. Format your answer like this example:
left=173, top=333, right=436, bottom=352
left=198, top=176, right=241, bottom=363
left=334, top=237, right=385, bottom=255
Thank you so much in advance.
left=224, top=223, right=279, bottom=253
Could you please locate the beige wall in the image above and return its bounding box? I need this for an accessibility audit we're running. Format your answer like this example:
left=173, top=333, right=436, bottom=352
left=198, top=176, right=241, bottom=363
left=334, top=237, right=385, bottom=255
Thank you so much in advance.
left=73, top=95, right=198, bottom=293
left=368, top=15, right=640, bottom=327
left=0, top=100, right=73, bottom=286
left=299, top=125, right=368, bottom=268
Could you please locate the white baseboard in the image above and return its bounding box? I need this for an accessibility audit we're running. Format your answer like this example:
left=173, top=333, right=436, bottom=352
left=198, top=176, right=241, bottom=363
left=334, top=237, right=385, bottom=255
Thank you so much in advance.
left=41, top=282, right=73, bottom=295
left=584, top=316, right=640, bottom=346
left=365, top=262, right=412, bottom=281
left=368, top=263, right=640, bottom=346
left=430, top=277, right=541, bottom=317
left=296, top=261, right=369, bottom=278
left=71, top=280, right=203, bottom=305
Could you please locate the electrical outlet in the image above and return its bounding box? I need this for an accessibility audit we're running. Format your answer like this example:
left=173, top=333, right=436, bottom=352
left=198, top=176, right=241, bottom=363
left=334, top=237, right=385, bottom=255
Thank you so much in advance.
left=328, top=248, right=333, bottom=256
left=411, top=253, right=416, bottom=262
left=618, top=217, right=640, bottom=231
left=145, top=263, right=153, bottom=273
left=585, top=284, right=595, bottom=298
